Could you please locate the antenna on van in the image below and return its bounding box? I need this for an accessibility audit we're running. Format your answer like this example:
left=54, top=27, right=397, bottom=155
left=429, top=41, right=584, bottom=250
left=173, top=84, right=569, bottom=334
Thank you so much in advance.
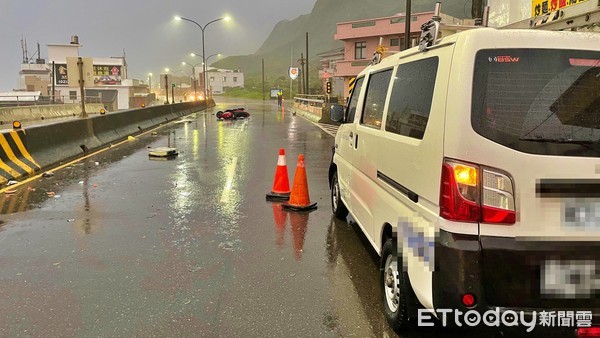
left=418, top=2, right=442, bottom=51
left=370, top=37, right=388, bottom=66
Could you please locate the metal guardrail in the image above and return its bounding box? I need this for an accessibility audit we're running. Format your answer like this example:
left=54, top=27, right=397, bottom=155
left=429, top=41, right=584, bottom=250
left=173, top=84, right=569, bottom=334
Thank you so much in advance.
left=293, top=94, right=339, bottom=106
left=294, top=95, right=325, bottom=107
left=0, top=95, right=103, bottom=108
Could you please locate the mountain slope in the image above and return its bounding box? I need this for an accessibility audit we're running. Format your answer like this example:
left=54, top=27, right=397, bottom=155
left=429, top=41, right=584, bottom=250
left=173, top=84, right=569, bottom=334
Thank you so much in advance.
left=213, top=0, right=469, bottom=80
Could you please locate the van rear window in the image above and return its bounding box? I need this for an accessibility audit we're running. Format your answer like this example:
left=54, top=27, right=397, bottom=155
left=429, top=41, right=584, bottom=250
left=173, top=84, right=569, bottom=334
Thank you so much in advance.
left=472, top=49, right=600, bottom=157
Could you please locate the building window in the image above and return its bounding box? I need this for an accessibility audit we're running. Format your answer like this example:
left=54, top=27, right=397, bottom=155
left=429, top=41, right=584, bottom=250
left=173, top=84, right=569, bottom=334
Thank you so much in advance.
left=355, top=41, right=367, bottom=60
left=390, top=38, right=399, bottom=46
left=223, top=77, right=227, bottom=82
left=210, top=77, right=214, bottom=82
left=233, top=77, right=237, bottom=83
left=352, top=21, right=376, bottom=28
left=390, top=16, right=418, bottom=24
left=69, top=91, right=77, bottom=100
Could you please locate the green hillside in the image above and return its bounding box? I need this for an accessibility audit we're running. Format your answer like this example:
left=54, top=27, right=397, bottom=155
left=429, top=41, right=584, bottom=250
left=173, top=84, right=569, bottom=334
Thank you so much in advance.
left=213, top=0, right=470, bottom=93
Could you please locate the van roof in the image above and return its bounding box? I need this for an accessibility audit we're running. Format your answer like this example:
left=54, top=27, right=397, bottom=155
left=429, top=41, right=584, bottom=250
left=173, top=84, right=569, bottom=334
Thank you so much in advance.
left=358, top=27, right=600, bottom=77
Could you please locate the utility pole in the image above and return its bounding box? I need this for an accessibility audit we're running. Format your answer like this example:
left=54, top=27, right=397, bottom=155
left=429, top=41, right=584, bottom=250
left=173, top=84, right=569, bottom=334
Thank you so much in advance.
left=262, top=58, right=265, bottom=101
left=77, top=57, right=87, bottom=118
left=404, top=0, right=412, bottom=51
left=171, top=83, right=175, bottom=104
left=299, top=53, right=306, bottom=95
left=472, top=0, right=485, bottom=25
left=289, top=47, right=293, bottom=101
left=305, top=32, right=309, bottom=95
left=51, top=61, right=55, bottom=103
left=164, top=74, right=169, bottom=104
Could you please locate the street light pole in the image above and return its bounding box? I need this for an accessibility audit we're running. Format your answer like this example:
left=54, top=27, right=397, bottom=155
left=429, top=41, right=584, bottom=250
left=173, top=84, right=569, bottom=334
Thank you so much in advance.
left=182, top=61, right=202, bottom=100
left=164, top=74, right=169, bottom=104
left=190, top=53, right=221, bottom=98
left=176, top=15, right=230, bottom=101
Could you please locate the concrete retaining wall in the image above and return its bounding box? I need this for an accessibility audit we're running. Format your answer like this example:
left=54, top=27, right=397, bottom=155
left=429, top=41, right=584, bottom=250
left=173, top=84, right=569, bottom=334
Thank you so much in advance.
left=0, top=100, right=214, bottom=184
left=0, top=103, right=106, bottom=125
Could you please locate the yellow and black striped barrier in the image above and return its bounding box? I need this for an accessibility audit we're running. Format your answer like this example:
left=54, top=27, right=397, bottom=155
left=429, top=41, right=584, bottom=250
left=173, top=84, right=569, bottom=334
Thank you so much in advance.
left=0, top=130, right=41, bottom=185
left=348, top=77, right=356, bottom=98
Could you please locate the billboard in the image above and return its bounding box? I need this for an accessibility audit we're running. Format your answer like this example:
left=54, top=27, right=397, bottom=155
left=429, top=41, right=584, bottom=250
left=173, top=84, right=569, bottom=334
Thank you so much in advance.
left=93, top=65, right=122, bottom=85
left=55, top=64, right=68, bottom=85
left=532, top=0, right=589, bottom=17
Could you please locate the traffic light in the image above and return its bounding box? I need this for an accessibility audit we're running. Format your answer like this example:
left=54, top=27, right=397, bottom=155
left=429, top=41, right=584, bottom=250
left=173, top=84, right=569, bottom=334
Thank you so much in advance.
left=326, top=81, right=332, bottom=94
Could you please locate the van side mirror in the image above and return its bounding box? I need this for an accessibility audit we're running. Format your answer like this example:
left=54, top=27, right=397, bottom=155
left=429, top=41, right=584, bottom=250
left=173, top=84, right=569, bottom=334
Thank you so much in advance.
left=330, top=104, right=345, bottom=123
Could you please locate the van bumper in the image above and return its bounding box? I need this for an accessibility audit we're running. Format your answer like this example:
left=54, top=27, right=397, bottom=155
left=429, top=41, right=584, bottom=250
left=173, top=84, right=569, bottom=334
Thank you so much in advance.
left=432, top=229, right=600, bottom=327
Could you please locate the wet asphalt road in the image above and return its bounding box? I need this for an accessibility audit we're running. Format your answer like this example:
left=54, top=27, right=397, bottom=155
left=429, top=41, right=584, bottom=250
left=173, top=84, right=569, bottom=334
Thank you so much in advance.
left=0, top=99, right=393, bottom=337
left=0, top=99, right=518, bottom=337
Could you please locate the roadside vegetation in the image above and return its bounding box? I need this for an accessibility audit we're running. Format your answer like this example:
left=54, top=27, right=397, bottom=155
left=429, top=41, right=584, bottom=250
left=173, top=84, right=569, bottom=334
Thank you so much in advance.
left=221, top=75, right=324, bottom=99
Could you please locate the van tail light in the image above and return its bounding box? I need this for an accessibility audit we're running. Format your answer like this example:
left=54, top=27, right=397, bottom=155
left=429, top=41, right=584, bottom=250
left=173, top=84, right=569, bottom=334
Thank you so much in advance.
left=482, top=169, right=516, bottom=224
left=440, top=159, right=516, bottom=225
left=440, top=161, right=480, bottom=222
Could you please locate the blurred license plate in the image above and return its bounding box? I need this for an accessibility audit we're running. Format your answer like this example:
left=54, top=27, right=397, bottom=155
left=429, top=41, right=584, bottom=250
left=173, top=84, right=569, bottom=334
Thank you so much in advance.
left=541, top=259, right=598, bottom=299
left=562, top=198, right=600, bottom=231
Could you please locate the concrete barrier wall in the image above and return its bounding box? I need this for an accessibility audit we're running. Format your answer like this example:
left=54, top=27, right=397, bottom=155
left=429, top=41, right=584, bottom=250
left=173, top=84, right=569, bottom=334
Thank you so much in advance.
left=292, top=102, right=323, bottom=123
left=0, top=100, right=214, bottom=184
left=0, top=103, right=106, bottom=124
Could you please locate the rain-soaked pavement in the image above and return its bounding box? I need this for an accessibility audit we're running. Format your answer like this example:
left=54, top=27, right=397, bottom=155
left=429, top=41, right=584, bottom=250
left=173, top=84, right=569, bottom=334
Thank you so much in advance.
left=0, top=99, right=512, bottom=337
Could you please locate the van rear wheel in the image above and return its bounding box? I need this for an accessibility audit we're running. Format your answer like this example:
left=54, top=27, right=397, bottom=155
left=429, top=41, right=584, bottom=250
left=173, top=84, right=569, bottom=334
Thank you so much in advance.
left=331, top=172, right=348, bottom=220
left=381, top=238, right=409, bottom=331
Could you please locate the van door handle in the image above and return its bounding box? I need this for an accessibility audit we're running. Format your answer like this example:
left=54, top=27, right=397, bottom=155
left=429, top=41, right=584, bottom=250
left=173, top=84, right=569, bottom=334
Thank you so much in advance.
left=354, top=133, right=358, bottom=149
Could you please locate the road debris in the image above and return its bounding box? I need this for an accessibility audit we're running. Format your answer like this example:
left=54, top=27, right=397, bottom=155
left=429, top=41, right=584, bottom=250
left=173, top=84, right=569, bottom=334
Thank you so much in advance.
left=67, top=219, right=75, bottom=222
left=148, top=147, right=178, bottom=158
left=7, top=180, right=18, bottom=186
left=42, top=171, right=55, bottom=177
left=47, top=191, right=56, bottom=196
left=4, top=189, right=17, bottom=194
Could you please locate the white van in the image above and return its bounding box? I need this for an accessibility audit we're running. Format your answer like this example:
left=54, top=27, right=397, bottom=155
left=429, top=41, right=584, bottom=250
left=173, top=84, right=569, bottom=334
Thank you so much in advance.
left=329, top=26, right=600, bottom=333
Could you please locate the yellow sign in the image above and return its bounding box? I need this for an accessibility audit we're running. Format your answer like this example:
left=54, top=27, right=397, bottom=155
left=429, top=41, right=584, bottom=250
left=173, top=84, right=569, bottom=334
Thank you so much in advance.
left=532, top=0, right=588, bottom=17
left=66, top=57, right=94, bottom=88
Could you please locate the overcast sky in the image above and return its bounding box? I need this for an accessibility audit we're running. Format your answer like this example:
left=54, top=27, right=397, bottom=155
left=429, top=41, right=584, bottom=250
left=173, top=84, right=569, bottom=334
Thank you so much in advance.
left=0, top=0, right=317, bottom=91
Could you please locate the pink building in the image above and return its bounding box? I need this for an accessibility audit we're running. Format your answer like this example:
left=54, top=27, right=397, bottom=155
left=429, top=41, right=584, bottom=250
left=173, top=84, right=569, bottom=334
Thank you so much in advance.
left=334, top=11, right=435, bottom=98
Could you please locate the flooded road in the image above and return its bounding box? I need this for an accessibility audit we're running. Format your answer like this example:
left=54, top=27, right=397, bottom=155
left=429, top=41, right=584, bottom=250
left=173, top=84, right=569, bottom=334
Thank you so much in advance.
left=0, top=99, right=503, bottom=337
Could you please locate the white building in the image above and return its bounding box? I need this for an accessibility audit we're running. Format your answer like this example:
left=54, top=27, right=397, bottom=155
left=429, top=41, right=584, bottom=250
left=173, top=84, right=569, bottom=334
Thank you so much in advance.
left=18, top=63, right=51, bottom=94
left=202, top=68, right=244, bottom=95
left=47, top=36, right=146, bottom=110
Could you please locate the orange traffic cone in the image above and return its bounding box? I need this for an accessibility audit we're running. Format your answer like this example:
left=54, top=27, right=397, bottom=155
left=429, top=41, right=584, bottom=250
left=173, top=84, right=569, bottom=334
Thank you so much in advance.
left=266, top=148, right=291, bottom=201
left=282, top=154, right=317, bottom=211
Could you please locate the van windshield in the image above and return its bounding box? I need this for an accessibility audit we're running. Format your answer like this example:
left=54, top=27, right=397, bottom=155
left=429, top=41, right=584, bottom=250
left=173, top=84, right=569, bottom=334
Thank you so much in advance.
left=472, top=49, right=600, bottom=157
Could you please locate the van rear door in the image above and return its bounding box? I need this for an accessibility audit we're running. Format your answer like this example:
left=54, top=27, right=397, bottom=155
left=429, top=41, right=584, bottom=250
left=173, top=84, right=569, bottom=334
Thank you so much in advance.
left=469, top=48, right=600, bottom=309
